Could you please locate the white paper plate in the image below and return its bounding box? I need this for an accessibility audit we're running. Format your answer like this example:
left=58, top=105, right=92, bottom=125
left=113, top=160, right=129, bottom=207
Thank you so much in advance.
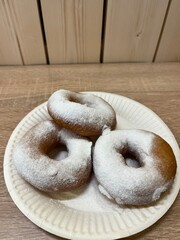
left=4, top=92, right=180, bottom=240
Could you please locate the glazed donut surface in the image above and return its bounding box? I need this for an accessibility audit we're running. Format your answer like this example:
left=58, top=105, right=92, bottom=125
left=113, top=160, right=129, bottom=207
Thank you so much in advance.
left=47, top=89, right=116, bottom=136
left=14, top=121, right=92, bottom=192
left=93, top=129, right=177, bottom=205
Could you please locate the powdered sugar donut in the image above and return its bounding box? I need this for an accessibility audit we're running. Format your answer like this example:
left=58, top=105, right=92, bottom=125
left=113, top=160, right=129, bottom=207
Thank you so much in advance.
left=47, top=89, right=116, bottom=136
left=93, top=130, right=177, bottom=206
left=14, top=121, right=92, bottom=192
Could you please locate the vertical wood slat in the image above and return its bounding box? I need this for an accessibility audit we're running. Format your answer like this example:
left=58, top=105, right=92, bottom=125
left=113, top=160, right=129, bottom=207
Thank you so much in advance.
left=0, top=1, right=22, bottom=65
left=7, top=0, right=46, bottom=65
left=0, top=0, right=46, bottom=65
left=103, top=0, right=169, bottom=63
left=41, top=0, right=103, bottom=64
left=155, top=0, right=180, bottom=62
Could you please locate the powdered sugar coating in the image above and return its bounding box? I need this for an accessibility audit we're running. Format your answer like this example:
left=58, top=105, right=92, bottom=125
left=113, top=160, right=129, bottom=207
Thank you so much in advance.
left=14, top=121, right=92, bottom=192
left=93, top=130, right=175, bottom=205
left=47, top=89, right=116, bottom=136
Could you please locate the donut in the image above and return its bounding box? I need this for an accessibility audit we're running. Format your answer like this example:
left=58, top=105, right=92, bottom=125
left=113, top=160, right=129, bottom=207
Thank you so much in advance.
left=14, top=120, right=92, bottom=192
left=47, top=89, right=116, bottom=136
left=93, top=129, right=177, bottom=205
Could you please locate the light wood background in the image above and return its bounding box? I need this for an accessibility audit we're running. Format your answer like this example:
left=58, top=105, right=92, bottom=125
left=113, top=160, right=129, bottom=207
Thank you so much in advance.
left=41, top=0, right=103, bottom=64
left=0, top=0, right=46, bottom=65
left=103, top=0, right=169, bottom=62
left=0, top=0, right=180, bottom=64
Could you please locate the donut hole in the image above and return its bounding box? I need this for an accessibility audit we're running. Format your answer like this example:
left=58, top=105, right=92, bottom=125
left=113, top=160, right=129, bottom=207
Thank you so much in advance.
left=69, top=96, right=91, bottom=107
left=122, top=149, right=141, bottom=168
left=69, top=96, right=80, bottom=103
left=48, top=144, right=68, bottom=161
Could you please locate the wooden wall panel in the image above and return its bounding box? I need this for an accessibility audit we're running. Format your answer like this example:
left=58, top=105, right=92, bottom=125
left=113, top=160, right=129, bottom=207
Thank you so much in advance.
left=0, top=1, right=22, bottom=65
left=7, top=0, right=46, bottom=65
left=0, top=0, right=46, bottom=65
left=155, top=0, right=180, bottom=62
left=41, top=0, right=103, bottom=64
left=103, top=0, right=169, bottom=63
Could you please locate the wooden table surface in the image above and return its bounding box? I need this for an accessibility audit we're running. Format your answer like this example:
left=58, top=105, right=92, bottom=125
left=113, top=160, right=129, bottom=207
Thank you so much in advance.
left=0, top=63, right=180, bottom=240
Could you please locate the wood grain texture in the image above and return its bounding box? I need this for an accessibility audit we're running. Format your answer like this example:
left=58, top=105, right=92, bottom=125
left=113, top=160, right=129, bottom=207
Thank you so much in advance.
left=155, top=0, right=180, bottom=62
left=0, top=63, right=180, bottom=239
left=41, top=0, right=103, bottom=64
left=0, top=0, right=46, bottom=65
left=6, top=0, right=46, bottom=65
left=0, top=1, right=22, bottom=65
left=103, top=0, right=169, bottom=63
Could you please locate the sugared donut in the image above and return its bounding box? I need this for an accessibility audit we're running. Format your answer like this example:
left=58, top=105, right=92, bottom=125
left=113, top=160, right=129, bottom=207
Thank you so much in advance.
left=14, top=120, right=92, bottom=192
left=93, top=130, right=177, bottom=205
left=47, top=89, right=116, bottom=136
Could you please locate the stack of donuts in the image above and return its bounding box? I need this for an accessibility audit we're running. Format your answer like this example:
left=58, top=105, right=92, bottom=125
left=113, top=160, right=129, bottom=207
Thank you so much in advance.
left=14, top=89, right=177, bottom=206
